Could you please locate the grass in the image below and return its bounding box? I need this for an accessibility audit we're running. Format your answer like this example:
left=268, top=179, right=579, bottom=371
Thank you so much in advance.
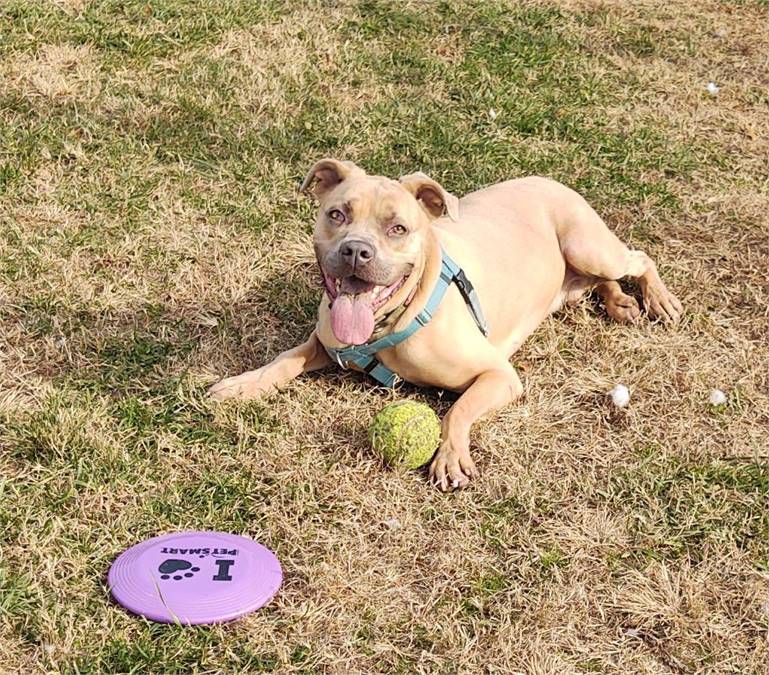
left=1, top=0, right=767, bottom=672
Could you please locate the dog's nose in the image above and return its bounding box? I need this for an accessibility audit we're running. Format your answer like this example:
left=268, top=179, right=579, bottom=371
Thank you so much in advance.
left=340, top=239, right=375, bottom=268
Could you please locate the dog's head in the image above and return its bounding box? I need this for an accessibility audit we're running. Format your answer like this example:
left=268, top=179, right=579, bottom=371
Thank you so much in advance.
left=301, top=158, right=458, bottom=345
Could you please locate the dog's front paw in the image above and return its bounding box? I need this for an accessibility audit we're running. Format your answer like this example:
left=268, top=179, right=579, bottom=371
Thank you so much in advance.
left=429, top=441, right=477, bottom=492
left=207, top=368, right=275, bottom=402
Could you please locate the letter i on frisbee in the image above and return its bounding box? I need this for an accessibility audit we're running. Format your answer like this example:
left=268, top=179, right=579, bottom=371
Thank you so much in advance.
left=108, top=531, right=282, bottom=625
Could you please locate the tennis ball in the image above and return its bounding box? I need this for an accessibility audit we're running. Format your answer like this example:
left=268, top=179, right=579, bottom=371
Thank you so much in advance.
left=369, top=401, right=441, bottom=469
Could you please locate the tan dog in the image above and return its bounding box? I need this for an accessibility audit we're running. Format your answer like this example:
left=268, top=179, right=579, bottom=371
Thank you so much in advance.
left=209, top=159, right=682, bottom=490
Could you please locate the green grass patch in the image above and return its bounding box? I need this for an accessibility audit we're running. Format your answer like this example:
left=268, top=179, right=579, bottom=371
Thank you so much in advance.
left=611, top=457, right=768, bottom=563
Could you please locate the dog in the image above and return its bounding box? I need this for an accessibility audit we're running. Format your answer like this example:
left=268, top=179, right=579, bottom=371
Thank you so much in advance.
left=208, top=159, right=682, bottom=491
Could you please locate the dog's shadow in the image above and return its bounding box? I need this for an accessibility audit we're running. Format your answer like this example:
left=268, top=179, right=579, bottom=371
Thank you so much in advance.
left=11, top=260, right=321, bottom=399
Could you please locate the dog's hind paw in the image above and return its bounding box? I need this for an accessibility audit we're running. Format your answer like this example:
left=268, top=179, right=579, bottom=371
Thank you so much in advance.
left=605, top=293, right=641, bottom=323
left=643, top=285, right=683, bottom=324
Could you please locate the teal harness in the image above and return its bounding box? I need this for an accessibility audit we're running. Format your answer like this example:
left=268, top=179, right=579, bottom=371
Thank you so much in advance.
left=324, top=249, right=489, bottom=387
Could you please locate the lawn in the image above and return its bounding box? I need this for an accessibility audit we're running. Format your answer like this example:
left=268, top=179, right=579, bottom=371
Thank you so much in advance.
left=1, top=0, right=767, bottom=672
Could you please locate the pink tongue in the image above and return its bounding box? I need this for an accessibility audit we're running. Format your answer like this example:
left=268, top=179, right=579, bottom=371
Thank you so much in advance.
left=330, top=294, right=375, bottom=345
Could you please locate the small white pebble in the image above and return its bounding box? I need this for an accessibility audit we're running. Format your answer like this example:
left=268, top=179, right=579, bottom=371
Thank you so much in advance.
left=43, top=644, right=56, bottom=655
left=706, top=81, right=720, bottom=95
left=709, top=388, right=727, bottom=406
left=609, top=384, right=631, bottom=408
left=197, top=315, right=219, bottom=327
left=713, top=27, right=728, bottom=38
left=383, top=517, right=401, bottom=530
left=488, top=108, right=497, bottom=120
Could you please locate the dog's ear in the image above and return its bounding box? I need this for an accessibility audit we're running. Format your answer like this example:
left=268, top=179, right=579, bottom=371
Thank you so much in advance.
left=300, top=158, right=364, bottom=200
left=399, top=172, right=459, bottom=222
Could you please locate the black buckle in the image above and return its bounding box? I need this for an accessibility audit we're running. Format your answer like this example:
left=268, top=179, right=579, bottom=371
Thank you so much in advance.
left=453, top=269, right=472, bottom=295
left=453, top=270, right=490, bottom=337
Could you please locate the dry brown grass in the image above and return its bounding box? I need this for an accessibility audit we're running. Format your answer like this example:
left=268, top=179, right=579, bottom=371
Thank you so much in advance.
left=1, top=43, right=101, bottom=103
left=0, top=0, right=766, bottom=672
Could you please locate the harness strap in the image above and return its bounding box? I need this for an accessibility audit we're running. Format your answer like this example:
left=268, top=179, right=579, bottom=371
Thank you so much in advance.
left=325, top=249, right=487, bottom=387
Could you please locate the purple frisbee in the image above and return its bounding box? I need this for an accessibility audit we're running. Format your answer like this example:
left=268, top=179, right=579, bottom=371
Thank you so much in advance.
left=108, top=531, right=282, bottom=625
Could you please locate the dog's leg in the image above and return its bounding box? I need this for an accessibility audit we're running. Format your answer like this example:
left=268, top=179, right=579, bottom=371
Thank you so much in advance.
left=208, top=332, right=331, bottom=401
left=595, top=280, right=640, bottom=323
left=559, top=201, right=683, bottom=323
left=429, top=364, right=522, bottom=491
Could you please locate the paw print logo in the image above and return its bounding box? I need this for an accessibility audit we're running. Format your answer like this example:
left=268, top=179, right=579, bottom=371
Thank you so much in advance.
left=158, top=559, right=200, bottom=581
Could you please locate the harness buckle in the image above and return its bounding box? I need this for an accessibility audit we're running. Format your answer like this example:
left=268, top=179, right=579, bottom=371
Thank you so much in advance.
left=453, top=269, right=490, bottom=337
left=453, top=269, right=471, bottom=294
left=415, top=309, right=432, bottom=326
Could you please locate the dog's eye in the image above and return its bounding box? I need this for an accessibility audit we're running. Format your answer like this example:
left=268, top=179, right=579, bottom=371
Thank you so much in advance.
left=388, top=224, right=408, bottom=237
left=328, top=209, right=345, bottom=224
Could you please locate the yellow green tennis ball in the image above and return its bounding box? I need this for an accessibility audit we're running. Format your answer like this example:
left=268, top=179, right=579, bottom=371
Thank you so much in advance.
left=369, top=401, right=441, bottom=469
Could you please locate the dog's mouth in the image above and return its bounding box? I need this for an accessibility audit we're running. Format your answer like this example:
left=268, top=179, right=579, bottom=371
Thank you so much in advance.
left=321, top=272, right=406, bottom=345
